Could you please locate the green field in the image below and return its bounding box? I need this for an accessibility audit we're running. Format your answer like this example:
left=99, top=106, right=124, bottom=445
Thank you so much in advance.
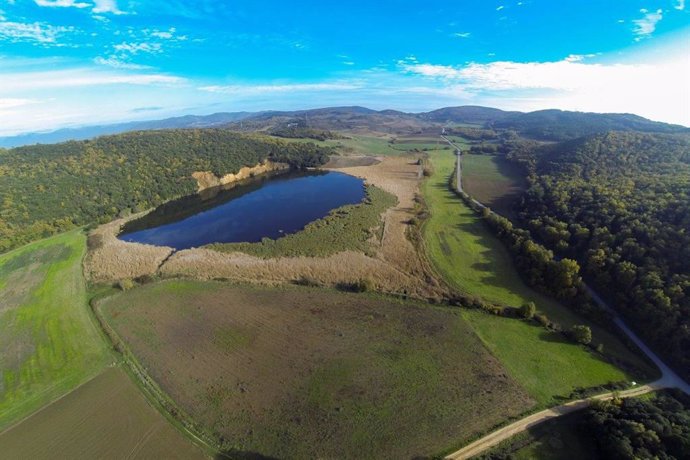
left=210, top=185, right=397, bottom=257
left=328, top=134, right=401, bottom=155
left=0, top=230, right=111, bottom=429
left=0, top=367, right=204, bottom=459
left=99, top=281, right=535, bottom=459
left=272, top=133, right=429, bottom=156
left=462, top=154, right=527, bottom=217
left=422, top=150, right=652, bottom=404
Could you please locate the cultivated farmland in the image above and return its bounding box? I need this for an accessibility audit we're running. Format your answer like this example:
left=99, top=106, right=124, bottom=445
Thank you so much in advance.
left=0, top=230, right=110, bottom=430
left=99, top=281, right=535, bottom=459
left=0, top=367, right=205, bottom=459
left=461, top=154, right=527, bottom=217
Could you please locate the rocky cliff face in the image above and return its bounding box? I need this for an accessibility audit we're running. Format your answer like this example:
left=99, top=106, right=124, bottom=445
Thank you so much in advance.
left=192, top=160, right=289, bottom=191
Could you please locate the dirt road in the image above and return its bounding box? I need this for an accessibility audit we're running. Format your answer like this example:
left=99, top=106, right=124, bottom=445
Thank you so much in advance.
left=445, top=383, right=661, bottom=460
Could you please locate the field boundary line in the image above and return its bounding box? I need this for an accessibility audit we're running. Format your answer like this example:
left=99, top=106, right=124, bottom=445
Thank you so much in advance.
left=0, top=369, right=107, bottom=437
left=89, top=292, right=221, bottom=458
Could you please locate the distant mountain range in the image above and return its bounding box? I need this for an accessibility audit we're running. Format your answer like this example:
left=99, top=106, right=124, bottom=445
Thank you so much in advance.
left=0, top=112, right=254, bottom=148
left=1, top=106, right=686, bottom=147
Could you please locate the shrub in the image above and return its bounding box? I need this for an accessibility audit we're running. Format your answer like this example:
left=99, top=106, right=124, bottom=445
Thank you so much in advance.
left=519, top=301, right=536, bottom=319
left=294, top=276, right=321, bottom=287
left=570, top=324, right=592, bottom=345
left=117, top=278, right=135, bottom=291
left=352, top=277, right=375, bottom=293
left=534, top=313, right=550, bottom=327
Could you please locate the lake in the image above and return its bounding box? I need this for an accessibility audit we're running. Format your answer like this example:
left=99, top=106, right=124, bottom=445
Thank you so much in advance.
left=118, top=170, right=366, bottom=250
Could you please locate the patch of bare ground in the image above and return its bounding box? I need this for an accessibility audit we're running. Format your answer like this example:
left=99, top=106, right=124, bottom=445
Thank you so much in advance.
left=83, top=217, right=173, bottom=284
left=99, top=281, right=535, bottom=459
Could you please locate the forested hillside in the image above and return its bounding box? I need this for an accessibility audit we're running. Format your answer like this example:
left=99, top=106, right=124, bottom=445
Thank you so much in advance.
left=512, top=131, right=690, bottom=380
left=492, top=110, right=688, bottom=141
left=0, top=129, right=331, bottom=252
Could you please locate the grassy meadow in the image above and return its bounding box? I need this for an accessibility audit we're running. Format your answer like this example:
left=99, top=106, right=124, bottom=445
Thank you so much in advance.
left=0, top=367, right=204, bottom=459
left=99, top=280, right=535, bottom=459
left=0, top=230, right=111, bottom=430
left=422, top=149, right=653, bottom=404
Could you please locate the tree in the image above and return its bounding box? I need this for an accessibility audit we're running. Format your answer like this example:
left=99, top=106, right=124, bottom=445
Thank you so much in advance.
left=570, top=325, right=592, bottom=345
left=519, top=301, right=536, bottom=319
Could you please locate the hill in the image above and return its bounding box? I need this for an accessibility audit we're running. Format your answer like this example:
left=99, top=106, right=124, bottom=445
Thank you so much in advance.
left=3, top=106, right=685, bottom=147
left=0, top=112, right=254, bottom=148
left=492, top=109, right=688, bottom=141
left=419, top=106, right=515, bottom=124
left=0, top=129, right=332, bottom=252
left=510, top=131, right=690, bottom=381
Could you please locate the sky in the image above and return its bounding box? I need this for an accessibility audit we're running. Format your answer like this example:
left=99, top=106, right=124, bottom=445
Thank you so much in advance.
left=0, top=0, right=688, bottom=135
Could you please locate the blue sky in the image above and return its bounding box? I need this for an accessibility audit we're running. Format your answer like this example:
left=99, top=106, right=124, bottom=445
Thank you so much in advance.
left=0, top=0, right=688, bottom=135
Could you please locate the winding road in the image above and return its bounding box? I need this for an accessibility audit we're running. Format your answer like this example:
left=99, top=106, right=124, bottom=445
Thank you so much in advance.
left=439, top=135, right=690, bottom=459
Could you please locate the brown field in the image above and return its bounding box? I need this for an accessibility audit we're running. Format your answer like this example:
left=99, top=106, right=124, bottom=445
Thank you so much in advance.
left=87, top=156, right=445, bottom=300
left=462, top=154, right=527, bottom=218
left=322, top=154, right=380, bottom=168
left=99, top=280, right=535, bottom=459
left=0, top=367, right=205, bottom=459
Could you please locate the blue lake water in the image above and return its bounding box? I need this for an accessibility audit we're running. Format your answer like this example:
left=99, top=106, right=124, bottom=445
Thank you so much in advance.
left=118, top=170, right=366, bottom=250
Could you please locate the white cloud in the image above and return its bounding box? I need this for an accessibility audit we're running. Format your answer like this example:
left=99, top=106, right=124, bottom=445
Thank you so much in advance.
left=0, top=68, right=184, bottom=92
left=33, top=0, right=125, bottom=14
left=633, top=9, right=663, bottom=40
left=94, top=56, right=149, bottom=69
left=150, top=28, right=174, bottom=39
left=0, top=98, right=39, bottom=110
left=453, top=32, right=471, bottom=38
left=34, top=0, right=90, bottom=8
left=398, top=52, right=690, bottom=125
left=92, top=0, right=123, bottom=14
left=0, top=20, right=75, bottom=44
left=114, top=41, right=162, bottom=54
left=496, top=5, right=504, bottom=11
left=675, top=0, right=685, bottom=10
left=199, top=83, right=361, bottom=96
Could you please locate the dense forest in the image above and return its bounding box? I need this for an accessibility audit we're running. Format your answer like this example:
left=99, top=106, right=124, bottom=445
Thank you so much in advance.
left=508, top=131, right=690, bottom=380
left=491, top=110, right=688, bottom=141
left=582, top=391, right=690, bottom=459
left=0, top=129, right=332, bottom=252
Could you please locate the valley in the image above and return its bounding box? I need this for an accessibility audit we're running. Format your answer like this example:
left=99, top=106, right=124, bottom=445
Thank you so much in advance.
left=0, top=106, right=688, bottom=459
